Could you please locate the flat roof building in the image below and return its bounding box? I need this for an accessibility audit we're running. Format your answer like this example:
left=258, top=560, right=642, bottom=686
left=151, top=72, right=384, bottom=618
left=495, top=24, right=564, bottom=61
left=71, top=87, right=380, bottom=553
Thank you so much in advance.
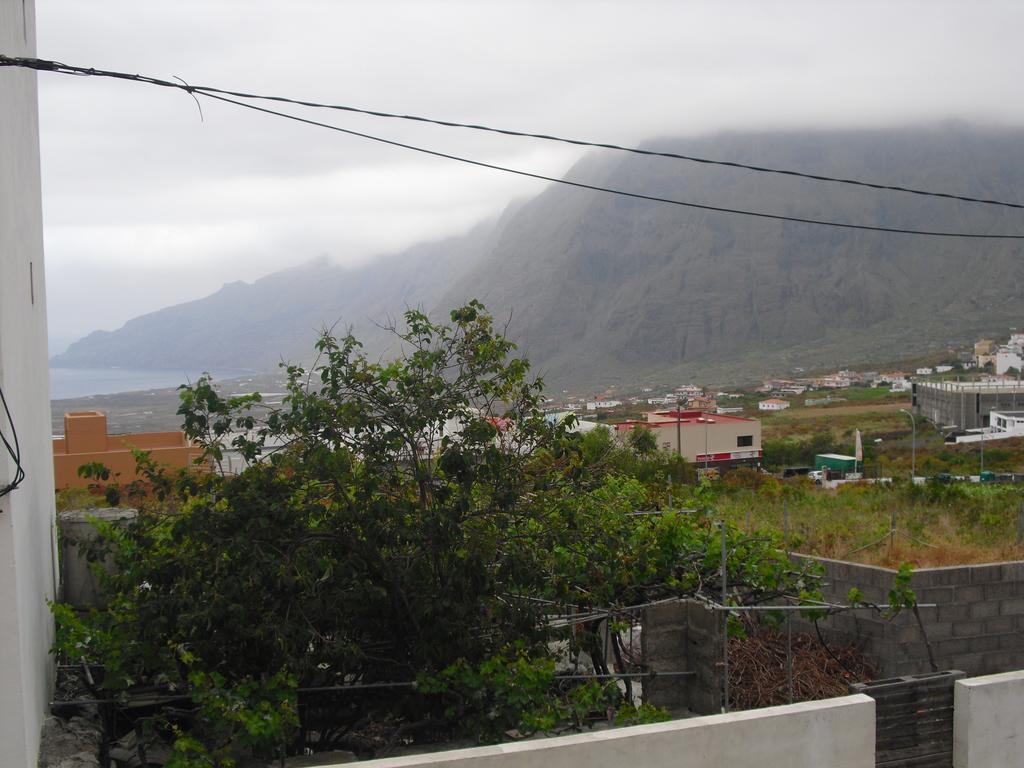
left=53, top=411, right=204, bottom=489
left=913, top=380, right=1024, bottom=430
left=613, top=410, right=761, bottom=471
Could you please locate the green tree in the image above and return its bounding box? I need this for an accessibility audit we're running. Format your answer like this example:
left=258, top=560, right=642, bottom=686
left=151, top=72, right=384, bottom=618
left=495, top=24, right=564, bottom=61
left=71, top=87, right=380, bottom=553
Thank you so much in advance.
left=53, top=302, right=819, bottom=761
left=627, top=425, right=658, bottom=455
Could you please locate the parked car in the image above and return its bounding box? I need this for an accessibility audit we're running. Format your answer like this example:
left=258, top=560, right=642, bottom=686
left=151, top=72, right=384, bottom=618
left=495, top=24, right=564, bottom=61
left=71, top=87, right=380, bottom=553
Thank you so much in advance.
left=782, top=466, right=813, bottom=478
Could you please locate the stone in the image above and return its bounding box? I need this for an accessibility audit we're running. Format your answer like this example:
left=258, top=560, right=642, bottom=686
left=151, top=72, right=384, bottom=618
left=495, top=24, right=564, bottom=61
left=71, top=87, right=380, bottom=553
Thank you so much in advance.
left=38, top=715, right=103, bottom=768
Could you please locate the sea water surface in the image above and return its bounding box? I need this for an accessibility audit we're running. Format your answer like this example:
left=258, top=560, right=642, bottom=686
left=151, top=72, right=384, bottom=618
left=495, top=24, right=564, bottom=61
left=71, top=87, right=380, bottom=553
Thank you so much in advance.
left=49, top=367, right=251, bottom=400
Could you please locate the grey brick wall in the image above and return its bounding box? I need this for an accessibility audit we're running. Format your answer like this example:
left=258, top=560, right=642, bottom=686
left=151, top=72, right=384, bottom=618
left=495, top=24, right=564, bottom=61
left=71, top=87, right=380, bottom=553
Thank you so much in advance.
left=794, top=556, right=1024, bottom=678
left=642, top=601, right=723, bottom=715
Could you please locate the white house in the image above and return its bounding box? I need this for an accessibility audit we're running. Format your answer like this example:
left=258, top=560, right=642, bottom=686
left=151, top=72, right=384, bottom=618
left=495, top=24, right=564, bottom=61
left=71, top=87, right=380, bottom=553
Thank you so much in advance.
left=1, top=2, right=60, bottom=764
left=818, top=375, right=852, bottom=389
left=952, top=410, right=1024, bottom=444
left=916, top=367, right=934, bottom=376
left=758, top=398, right=790, bottom=412
left=996, top=346, right=1024, bottom=375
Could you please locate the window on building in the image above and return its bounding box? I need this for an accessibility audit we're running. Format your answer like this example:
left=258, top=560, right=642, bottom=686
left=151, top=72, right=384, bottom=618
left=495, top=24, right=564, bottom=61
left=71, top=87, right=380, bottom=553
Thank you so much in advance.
left=737, top=435, right=753, bottom=447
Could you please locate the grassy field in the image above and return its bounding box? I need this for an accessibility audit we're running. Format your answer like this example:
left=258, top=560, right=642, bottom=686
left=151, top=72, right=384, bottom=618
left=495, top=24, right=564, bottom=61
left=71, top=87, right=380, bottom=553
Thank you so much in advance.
left=709, top=476, right=1024, bottom=568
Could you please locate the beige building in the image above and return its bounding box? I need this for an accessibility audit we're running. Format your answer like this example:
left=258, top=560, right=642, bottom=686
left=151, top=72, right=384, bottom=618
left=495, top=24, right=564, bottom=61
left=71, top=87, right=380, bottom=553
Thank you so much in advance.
left=613, top=410, right=762, bottom=471
left=53, top=411, right=203, bottom=489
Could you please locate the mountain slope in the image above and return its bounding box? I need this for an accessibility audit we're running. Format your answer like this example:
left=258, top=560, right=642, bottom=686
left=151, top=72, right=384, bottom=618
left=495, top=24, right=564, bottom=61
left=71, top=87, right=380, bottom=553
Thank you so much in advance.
left=52, top=212, right=511, bottom=371
left=436, top=125, right=1024, bottom=384
left=54, top=126, right=1024, bottom=386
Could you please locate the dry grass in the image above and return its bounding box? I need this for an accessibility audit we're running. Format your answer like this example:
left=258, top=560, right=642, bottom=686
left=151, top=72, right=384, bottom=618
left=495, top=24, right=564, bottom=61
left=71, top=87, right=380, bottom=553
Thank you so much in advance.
left=776, top=402, right=907, bottom=420
left=712, top=479, right=1024, bottom=568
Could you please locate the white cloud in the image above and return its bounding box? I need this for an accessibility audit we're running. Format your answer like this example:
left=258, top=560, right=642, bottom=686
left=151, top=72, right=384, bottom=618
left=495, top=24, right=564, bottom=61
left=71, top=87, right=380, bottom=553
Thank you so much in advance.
left=34, top=0, right=1024, bottom=342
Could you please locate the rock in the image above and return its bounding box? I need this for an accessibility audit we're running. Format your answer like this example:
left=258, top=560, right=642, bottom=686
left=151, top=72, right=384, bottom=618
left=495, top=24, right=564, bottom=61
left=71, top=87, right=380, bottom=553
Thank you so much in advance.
left=108, top=729, right=172, bottom=767
left=38, top=714, right=103, bottom=768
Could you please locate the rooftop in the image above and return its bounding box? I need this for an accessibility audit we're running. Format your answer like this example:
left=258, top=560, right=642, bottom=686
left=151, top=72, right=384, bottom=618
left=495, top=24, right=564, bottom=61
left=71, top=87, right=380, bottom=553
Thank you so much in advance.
left=614, top=410, right=756, bottom=431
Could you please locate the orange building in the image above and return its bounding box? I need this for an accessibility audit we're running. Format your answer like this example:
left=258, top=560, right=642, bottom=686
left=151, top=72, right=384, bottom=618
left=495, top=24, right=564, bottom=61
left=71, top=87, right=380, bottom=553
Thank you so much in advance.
left=53, top=411, right=204, bottom=489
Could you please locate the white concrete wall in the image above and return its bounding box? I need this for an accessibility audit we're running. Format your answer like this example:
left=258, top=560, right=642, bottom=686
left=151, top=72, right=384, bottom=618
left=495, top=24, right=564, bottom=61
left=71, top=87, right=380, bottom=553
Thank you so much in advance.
left=995, top=348, right=1023, bottom=375
left=349, top=696, right=875, bottom=768
left=954, top=669, right=1024, bottom=768
left=0, top=1, right=60, bottom=765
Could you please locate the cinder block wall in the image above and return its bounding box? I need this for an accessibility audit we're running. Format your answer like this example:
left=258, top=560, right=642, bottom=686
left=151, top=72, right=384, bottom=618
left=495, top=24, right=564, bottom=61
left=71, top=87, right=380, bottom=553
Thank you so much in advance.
left=643, top=601, right=723, bottom=714
left=794, top=556, right=1024, bottom=678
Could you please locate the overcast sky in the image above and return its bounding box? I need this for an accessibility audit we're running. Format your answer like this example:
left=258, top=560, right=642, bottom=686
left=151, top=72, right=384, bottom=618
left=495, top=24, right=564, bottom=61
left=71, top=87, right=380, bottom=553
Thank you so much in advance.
left=34, top=0, right=1024, bottom=351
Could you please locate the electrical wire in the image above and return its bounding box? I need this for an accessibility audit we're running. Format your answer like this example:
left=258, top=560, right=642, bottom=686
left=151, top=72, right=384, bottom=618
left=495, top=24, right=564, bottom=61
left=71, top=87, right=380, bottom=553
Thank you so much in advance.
left=3, top=54, right=1024, bottom=239
left=196, top=90, right=1024, bottom=240
left=0, top=385, right=25, bottom=500
left=3, top=54, right=1024, bottom=212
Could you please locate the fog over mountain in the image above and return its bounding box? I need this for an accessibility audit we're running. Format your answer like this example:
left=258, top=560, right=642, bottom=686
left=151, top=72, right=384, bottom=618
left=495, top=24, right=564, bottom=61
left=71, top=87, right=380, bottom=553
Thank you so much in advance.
left=53, top=127, right=1024, bottom=387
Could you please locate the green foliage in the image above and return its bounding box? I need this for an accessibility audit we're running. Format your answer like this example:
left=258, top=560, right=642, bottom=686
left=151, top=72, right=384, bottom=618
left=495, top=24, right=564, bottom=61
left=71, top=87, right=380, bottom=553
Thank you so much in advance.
left=421, top=649, right=584, bottom=741
left=55, top=485, right=101, bottom=512
left=50, top=302, right=817, bottom=758
left=762, top=432, right=842, bottom=470
left=627, top=426, right=658, bottom=456
left=886, top=563, right=917, bottom=618
left=614, top=702, right=672, bottom=726
left=76, top=461, right=121, bottom=506
left=185, top=670, right=298, bottom=764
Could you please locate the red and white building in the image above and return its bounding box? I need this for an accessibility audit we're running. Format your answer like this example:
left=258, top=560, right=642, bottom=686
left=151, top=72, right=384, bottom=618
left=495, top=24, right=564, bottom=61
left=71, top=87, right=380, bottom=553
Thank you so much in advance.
left=612, top=410, right=762, bottom=471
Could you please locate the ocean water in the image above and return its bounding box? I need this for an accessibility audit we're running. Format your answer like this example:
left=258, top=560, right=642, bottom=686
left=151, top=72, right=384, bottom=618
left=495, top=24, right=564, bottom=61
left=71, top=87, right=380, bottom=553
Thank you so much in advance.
left=49, top=367, right=250, bottom=400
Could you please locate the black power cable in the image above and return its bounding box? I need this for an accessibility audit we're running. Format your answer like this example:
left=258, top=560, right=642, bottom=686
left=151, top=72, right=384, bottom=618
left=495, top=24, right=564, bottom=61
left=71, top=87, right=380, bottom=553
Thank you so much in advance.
left=2, top=54, right=1023, bottom=239
left=2, top=54, right=1023, bottom=212
left=198, top=90, right=1024, bottom=240
left=0, top=385, right=25, bottom=500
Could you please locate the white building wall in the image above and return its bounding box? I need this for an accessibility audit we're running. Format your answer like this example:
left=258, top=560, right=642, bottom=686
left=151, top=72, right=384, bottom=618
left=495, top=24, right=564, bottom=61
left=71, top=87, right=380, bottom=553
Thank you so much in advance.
left=995, top=348, right=1023, bottom=375
left=0, top=1, right=60, bottom=765
left=353, top=696, right=875, bottom=768
left=954, top=670, right=1024, bottom=767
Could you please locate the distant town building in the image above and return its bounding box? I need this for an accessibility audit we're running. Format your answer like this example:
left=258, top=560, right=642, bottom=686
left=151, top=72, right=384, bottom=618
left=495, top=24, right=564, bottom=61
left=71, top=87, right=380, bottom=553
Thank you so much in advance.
left=874, top=371, right=908, bottom=387
left=674, top=384, right=704, bottom=397
left=916, top=367, right=935, bottom=376
left=949, top=410, right=1024, bottom=444
left=53, top=411, right=204, bottom=489
left=975, top=339, right=996, bottom=357
left=935, top=364, right=954, bottom=374
left=686, top=395, right=717, bottom=412
left=996, top=346, right=1023, bottom=375
left=913, top=380, right=1024, bottom=430
left=816, top=374, right=852, bottom=389
left=647, top=395, right=681, bottom=406
left=586, top=399, right=623, bottom=411
left=612, top=410, right=761, bottom=471
left=758, top=398, right=790, bottom=411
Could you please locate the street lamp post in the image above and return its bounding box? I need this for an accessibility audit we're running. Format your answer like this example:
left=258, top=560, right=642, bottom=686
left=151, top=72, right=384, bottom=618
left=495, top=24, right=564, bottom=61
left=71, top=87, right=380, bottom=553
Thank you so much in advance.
left=676, top=398, right=683, bottom=457
left=698, top=417, right=712, bottom=474
left=981, top=421, right=985, bottom=475
left=899, top=408, right=916, bottom=482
